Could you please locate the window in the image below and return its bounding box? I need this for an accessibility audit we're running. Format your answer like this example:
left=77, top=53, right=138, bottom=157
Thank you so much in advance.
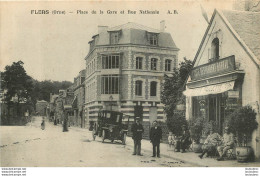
left=135, top=81, right=142, bottom=96
left=151, top=58, right=157, bottom=70
left=211, top=38, right=219, bottom=62
left=165, top=59, right=171, bottom=71
left=102, top=55, right=120, bottom=69
left=110, top=32, right=120, bottom=44
left=136, top=57, right=143, bottom=69
left=147, top=33, right=158, bottom=46
left=150, top=81, right=157, bottom=96
left=101, top=75, right=119, bottom=94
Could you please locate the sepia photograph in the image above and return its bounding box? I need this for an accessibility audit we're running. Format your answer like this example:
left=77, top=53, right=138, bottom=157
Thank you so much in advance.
left=0, top=0, right=260, bottom=174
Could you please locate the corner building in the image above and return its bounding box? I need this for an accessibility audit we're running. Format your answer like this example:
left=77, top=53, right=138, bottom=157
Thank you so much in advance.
left=84, top=22, right=179, bottom=128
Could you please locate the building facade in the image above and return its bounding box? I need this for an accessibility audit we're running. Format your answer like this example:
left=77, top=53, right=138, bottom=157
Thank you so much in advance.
left=72, top=69, right=86, bottom=128
left=184, top=9, right=260, bottom=158
left=36, top=100, right=48, bottom=116
left=84, top=22, right=179, bottom=128
left=52, top=89, right=74, bottom=124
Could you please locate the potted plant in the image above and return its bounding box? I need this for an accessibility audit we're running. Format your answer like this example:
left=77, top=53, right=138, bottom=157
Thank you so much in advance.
left=189, top=116, right=204, bottom=153
left=226, top=105, right=258, bottom=162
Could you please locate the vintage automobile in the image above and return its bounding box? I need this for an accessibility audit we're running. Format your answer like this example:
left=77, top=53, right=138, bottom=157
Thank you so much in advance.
left=92, top=110, right=129, bottom=145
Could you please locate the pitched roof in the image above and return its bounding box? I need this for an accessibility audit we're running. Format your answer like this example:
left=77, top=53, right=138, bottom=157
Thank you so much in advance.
left=192, top=9, right=260, bottom=69
left=222, top=10, right=260, bottom=61
left=107, top=22, right=161, bottom=33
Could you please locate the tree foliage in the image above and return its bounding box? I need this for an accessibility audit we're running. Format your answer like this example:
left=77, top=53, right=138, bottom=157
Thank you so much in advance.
left=30, top=80, right=73, bottom=105
left=161, top=57, right=193, bottom=135
left=226, top=106, right=258, bottom=146
left=1, top=61, right=73, bottom=117
left=2, top=61, right=33, bottom=105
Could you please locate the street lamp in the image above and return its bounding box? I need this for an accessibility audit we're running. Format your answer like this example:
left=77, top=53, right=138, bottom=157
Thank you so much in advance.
left=109, top=95, right=113, bottom=111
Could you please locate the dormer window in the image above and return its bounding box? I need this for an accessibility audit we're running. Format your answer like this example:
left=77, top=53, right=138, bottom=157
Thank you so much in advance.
left=110, top=31, right=120, bottom=44
left=210, top=38, right=220, bottom=62
left=147, top=32, right=158, bottom=46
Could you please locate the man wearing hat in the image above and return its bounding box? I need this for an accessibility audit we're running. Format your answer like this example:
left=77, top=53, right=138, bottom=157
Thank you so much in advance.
left=131, top=117, right=144, bottom=156
left=150, top=120, right=162, bottom=157
left=217, top=126, right=234, bottom=161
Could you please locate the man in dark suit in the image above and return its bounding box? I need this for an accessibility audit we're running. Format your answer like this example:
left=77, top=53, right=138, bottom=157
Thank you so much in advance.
left=131, top=117, right=144, bottom=156
left=150, top=120, right=162, bottom=158
left=175, top=125, right=191, bottom=153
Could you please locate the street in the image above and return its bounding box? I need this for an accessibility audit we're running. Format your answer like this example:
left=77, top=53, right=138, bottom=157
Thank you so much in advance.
left=0, top=116, right=193, bottom=167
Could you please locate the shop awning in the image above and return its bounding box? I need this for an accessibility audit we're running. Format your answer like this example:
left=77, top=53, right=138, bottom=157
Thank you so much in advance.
left=183, top=81, right=235, bottom=97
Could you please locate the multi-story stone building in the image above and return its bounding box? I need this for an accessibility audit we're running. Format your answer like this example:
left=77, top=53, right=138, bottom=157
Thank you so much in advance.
left=84, top=21, right=179, bottom=127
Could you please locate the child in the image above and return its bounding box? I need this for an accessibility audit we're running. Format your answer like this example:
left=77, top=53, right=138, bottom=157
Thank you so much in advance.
left=41, top=117, right=45, bottom=130
left=168, top=132, right=175, bottom=150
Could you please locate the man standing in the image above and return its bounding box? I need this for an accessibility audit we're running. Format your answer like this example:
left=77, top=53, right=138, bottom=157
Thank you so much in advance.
left=131, top=117, right=144, bottom=156
left=217, top=127, right=234, bottom=161
left=150, top=121, right=162, bottom=158
left=63, top=111, right=69, bottom=132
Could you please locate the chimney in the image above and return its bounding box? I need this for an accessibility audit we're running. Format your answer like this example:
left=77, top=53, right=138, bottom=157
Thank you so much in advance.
left=160, top=20, right=165, bottom=32
left=98, top=26, right=108, bottom=34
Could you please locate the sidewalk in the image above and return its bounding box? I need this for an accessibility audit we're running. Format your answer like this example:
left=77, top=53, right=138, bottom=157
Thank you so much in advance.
left=125, top=136, right=260, bottom=167
left=48, top=124, right=260, bottom=167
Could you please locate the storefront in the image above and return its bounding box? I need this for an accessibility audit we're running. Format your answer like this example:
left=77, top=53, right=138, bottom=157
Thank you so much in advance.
left=184, top=9, right=260, bottom=158
left=184, top=55, right=244, bottom=134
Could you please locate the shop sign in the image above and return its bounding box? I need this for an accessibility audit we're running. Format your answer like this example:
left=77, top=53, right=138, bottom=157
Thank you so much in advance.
left=228, top=91, right=239, bottom=98
left=226, top=98, right=240, bottom=111
left=191, top=55, right=235, bottom=80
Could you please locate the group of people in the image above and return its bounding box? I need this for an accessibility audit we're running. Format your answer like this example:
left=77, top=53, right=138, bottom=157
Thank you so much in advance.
left=168, top=125, right=192, bottom=153
left=132, top=117, right=235, bottom=161
left=199, top=126, right=234, bottom=161
left=131, top=117, right=162, bottom=157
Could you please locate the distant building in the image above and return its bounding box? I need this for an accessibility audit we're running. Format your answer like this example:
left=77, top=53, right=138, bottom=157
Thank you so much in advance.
left=52, top=89, right=74, bottom=125
left=36, top=100, right=48, bottom=116
left=184, top=9, right=260, bottom=158
left=84, top=21, right=179, bottom=128
left=72, top=69, right=86, bottom=128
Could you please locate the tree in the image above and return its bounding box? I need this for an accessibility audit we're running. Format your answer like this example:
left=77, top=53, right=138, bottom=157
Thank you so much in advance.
left=30, top=80, right=73, bottom=104
left=161, top=57, right=193, bottom=135
left=1, top=61, right=33, bottom=119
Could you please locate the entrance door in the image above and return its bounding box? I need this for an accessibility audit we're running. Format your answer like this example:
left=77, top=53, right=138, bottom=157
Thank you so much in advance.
left=209, top=94, right=223, bottom=134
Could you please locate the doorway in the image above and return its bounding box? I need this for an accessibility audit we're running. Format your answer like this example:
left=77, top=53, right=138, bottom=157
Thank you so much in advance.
left=208, top=94, right=224, bottom=134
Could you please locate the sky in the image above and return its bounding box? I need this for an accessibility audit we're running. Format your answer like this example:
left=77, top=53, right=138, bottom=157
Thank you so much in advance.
left=0, top=0, right=234, bottom=82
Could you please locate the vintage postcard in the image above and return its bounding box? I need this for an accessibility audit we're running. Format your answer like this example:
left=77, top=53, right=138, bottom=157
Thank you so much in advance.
left=0, top=0, right=260, bottom=173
